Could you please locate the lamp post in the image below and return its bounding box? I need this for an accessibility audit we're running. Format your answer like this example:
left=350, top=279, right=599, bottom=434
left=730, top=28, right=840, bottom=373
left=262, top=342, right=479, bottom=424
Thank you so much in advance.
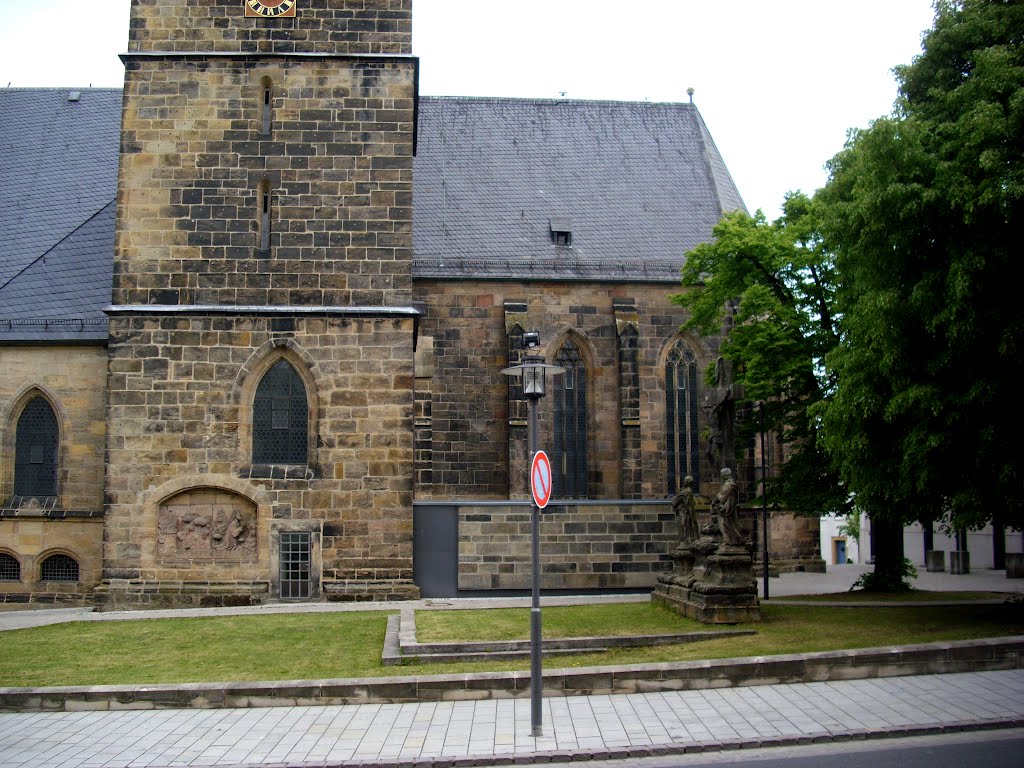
left=759, top=401, right=770, bottom=600
left=501, top=331, right=563, bottom=738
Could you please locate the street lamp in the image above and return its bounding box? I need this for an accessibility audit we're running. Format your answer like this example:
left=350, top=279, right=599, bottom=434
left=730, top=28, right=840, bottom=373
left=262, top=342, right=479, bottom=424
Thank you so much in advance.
left=759, top=401, right=770, bottom=600
left=501, top=330, right=563, bottom=738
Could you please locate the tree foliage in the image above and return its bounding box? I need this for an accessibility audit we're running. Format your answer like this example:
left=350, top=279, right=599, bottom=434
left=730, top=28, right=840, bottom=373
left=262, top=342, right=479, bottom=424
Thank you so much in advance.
left=677, top=1, right=1023, bottom=589
left=817, top=0, right=1024, bottom=534
left=673, top=193, right=847, bottom=517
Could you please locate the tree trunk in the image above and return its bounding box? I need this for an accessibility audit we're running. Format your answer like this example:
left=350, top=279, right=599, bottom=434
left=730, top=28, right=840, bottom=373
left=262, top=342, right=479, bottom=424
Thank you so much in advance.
left=993, top=515, right=1006, bottom=570
left=870, top=515, right=906, bottom=590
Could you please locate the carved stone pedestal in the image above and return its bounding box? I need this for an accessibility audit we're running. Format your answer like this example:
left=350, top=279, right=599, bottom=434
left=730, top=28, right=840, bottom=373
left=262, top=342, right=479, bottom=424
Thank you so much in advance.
left=654, top=542, right=760, bottom=624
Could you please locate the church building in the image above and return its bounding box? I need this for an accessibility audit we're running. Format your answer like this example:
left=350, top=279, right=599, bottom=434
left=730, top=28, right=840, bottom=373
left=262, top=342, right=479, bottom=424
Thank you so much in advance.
left=0, top=0, right=822, bottom=608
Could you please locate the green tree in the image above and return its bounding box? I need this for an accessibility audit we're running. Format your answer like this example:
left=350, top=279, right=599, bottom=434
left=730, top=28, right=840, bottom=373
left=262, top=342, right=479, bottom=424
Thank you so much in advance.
left=817, top=0, right=1024, bottom=582
left=673, top=193, right=848, bottom=517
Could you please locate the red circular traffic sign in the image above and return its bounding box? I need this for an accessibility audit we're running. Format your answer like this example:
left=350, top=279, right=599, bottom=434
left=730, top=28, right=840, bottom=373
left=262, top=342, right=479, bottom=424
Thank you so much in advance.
left=531, top=450, right=552, bottom=508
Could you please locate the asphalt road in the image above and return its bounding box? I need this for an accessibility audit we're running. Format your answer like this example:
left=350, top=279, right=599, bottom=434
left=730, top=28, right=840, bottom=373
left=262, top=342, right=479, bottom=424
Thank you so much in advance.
left=545, top=728, right=1024, bottom=768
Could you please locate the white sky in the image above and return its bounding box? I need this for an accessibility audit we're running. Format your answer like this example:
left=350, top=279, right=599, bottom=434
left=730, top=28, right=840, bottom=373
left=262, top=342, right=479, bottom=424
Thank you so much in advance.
left=0, top=0, right=937, bottom=219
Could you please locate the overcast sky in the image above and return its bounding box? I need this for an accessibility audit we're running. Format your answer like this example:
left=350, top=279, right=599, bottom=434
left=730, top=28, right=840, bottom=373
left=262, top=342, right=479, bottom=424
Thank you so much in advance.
left=0, top=0, right=937, bottom=219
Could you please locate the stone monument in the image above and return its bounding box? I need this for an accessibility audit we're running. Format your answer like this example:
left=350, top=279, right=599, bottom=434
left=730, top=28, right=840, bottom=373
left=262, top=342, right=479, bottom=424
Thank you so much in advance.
left=654, top=469, right=760, bottom=623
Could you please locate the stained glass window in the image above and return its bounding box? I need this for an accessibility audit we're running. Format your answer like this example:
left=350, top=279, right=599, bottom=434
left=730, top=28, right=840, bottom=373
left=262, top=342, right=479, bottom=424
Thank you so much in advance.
left=554, top=339, right=588, bottom=498
left=14, top=396, right=58, bottom=499
left=666, top=341, right=700, bottom=493
left=253, top=360, right=308, bottom=464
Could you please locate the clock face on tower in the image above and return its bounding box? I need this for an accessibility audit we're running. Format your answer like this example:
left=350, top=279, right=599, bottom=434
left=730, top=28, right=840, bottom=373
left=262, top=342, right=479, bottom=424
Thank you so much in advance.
left=245, top=0, right=297, bottom=18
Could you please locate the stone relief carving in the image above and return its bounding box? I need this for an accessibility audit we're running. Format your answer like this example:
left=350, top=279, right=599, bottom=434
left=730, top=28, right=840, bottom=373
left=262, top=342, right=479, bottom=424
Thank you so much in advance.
left=156, top=492, right=257, bottom=561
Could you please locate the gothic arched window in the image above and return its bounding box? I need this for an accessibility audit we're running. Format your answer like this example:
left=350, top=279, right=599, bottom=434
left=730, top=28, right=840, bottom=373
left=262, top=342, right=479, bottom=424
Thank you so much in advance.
left=14, top=396, right=59, bottom=499
left=253, top=360, right=308, bottom=464
left=666, top=341, right=700, bottom=494
left=553, top=338, right=588, bottom=498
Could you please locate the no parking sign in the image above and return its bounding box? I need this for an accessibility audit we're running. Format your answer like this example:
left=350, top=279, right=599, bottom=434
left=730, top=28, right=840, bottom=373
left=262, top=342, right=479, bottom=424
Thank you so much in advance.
left=530, top=451, right=552, bottom=509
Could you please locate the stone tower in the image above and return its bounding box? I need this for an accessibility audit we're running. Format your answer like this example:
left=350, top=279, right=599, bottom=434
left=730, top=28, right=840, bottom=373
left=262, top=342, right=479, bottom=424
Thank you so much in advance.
left=98, top=0, right=419, bottom=607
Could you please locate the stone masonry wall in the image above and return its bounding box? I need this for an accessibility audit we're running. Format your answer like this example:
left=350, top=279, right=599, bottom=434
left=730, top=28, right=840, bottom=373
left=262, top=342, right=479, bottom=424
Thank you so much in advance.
left=102, top=314, right=416, bottom=601
left=0, top=513, right=103, bottom=603
left=413, top=280, right=725, bottom=501
left=456, top=502, right=676, bottom=591
left=115, top=55, right=415, bottom=308
left=449, top=502, right=820, bottom=592
left=0, top=346, right=107, bottom=512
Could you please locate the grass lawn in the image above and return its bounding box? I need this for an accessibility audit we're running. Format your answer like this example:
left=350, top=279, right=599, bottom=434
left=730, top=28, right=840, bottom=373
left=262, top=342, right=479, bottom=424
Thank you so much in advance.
left=1, top=600, right=1022, bottom=688
left=777, top=590, right=1011, bottom=602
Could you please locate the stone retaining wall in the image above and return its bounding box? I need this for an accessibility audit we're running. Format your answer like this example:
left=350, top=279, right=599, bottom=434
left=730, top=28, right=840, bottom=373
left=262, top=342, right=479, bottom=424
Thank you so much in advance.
left=3, top=636, right=1022, bottom=711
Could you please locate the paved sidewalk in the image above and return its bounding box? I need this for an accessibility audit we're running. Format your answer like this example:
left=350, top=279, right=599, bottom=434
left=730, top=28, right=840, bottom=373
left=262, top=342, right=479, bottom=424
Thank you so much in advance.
left=2, top=670, right=1024, bottom=768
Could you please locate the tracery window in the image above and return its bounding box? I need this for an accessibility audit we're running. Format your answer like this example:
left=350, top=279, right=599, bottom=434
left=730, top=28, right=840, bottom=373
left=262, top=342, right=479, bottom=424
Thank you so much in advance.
left=553, top=338, right=588, bottom=498
left=666, top=340, right=701, bottom=494
left=14, top=396, right=59, bottom=499
left=253, top=360, right=308, bottom=464
left=39, top=553, right=79, bottom=582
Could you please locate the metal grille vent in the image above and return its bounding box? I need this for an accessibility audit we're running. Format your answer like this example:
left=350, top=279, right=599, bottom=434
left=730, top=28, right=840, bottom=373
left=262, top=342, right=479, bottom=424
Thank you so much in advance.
left=279, top=532, right=311, bottom=599
left=40, top=554, right=79, bottom=582
left=0, top=553, right=20, bottom=582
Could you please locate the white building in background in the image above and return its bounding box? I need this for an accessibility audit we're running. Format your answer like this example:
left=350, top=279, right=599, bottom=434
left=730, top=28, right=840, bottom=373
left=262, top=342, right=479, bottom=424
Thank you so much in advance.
left=822, top=513, right=1023, bottom=570
left=820, top=514, right=863, bottom=566
left=901, top=522, right=1022, bottom=570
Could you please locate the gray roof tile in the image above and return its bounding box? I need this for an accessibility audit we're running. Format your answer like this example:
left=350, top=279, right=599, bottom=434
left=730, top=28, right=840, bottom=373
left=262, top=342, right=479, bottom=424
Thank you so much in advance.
left=0, top=89, right=122, bottom=291
left=0, top=201, right=114, bottom=341
left=412, top=97, right=745, bottom=282
left=0, top=92, right=746, bottom=342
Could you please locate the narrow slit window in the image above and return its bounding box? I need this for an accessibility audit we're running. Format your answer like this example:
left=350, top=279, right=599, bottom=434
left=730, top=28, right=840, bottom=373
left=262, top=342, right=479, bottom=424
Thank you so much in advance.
left=259, top=181, right=272, bottom=251
left=261, top=78, right=273, bottom=135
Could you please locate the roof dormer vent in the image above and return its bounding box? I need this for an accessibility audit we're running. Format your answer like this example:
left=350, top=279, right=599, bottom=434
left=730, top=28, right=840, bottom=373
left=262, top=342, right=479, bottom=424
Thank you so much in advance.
left=549, top=218, right=572, bottom=247
left=67, top=91, right=81, bottom=102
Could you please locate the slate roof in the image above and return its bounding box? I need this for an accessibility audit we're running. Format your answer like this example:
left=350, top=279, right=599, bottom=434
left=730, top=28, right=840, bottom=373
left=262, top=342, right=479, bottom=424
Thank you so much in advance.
left=0, top=91, right=745, bottom=342
left=0, top=201, right=114, bottom=342
left=0, top=88, right=120, bottom=342
left=413, top=97, right=745, bottom=282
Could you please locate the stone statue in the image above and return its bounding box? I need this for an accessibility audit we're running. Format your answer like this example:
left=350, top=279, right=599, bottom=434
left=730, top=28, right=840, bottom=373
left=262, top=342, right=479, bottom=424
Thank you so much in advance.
left=712, top=467, right=743, bottom=547
left=702, top=357, right=739, bottom=473
left=226, top=511, right=246, bottom=550
left=672, top=475, right=699, bottom=545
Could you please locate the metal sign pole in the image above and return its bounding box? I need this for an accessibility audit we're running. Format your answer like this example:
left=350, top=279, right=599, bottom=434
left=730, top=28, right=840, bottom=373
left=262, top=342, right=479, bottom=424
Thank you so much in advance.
left=528, top=393, right=543, bottom=737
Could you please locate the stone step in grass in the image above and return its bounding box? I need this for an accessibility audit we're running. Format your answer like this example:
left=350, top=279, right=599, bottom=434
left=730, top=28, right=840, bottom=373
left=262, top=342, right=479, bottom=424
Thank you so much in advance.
left=381, top=612, right=756, bottom=665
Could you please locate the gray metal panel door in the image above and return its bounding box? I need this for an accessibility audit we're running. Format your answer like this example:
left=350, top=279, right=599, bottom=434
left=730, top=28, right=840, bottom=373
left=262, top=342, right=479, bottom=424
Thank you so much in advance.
left=413, top=505, right=459, bottom=598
